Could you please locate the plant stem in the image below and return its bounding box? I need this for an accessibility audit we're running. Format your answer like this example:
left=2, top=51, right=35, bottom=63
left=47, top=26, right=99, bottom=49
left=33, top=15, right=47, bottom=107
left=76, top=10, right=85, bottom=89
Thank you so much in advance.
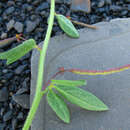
left=71, top=20, right=97, bottom=29
left=22, top=0, right=55, bottom=129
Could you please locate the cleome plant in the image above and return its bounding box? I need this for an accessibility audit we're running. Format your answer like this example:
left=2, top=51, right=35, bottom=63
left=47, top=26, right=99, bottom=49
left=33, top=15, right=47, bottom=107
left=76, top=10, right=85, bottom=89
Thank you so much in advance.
left=0, top=0, right=130, bottom=130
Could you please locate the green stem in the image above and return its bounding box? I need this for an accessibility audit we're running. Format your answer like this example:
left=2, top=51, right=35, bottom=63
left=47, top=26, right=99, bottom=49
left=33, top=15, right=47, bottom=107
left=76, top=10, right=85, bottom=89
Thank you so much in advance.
left=22, top=0, right=55, bottom=129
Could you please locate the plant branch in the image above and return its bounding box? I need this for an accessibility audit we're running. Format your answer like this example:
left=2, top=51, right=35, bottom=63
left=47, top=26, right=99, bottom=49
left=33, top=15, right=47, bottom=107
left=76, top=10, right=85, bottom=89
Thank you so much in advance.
left=22, top=0, right=55, bottom=129
left=71, top=20, right=97, bottom=29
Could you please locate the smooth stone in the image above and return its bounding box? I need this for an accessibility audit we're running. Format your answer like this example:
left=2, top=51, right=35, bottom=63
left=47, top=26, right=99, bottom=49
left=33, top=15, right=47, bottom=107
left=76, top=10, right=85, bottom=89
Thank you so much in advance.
left=26, top=20, right=38, bottom=33
left=0, top=32, right=7, bottom=39
left=14, top=22, right=24, bottom=33
left=71, top=0, right=91, bottom=13
left=98, top=0, right=105, bottom=8
left=15, top=65, right=27, bottom=75
left=6, top=19, right=15, bottom=31
left=31, top=18, right=130, bottom=130
left=36, top=2, right=49, bottom=12
left=16, top=87, right=28, bottom=95
left=3, top=110, right=13, bottom=122
left=0, top=87, right=9, bottom=102
left=5, top=7, right=15, bottom=15
left=47, top=0, right=64, bottom=4
left=0, top=123, right=6, bottom=130
left=12, top=94, right=30, bottom=109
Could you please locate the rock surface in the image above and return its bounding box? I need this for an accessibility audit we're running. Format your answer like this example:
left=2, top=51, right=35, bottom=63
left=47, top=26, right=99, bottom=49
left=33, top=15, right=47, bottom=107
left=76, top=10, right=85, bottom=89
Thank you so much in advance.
left=31, top=18, right=130, bottom=130
left=12, top=94, right=30, bottom=109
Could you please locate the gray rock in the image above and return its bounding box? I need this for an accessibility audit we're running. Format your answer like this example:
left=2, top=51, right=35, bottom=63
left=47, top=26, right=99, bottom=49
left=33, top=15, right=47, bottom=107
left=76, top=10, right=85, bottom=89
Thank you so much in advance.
left=3, top=110, right=13, bottom=122
left=5, top=7, right=15, bottom=15
left=12, top=118, right=17, bottom=130
left=0, top=123, right=6, bottom=130
left=12, top=94, right=30, bottom=109
left=64, top=0, right=71, bottom=5
left=0, top=32, right=7, bottom=39
left=14, top=22, right=24, bottom=33
left=0, top=87, right=9, bottom=102
left=71, top=0, right=91, bottom=13
left=125, top=0, right=130, bottom=2
left=17, top=112, right=24, bottom=120
left=36, top=2, right=49, bottom=12
left=7, top=19, right=15, bottom=31
left=31, top=18, right=130, bottom=130
left=47, top=0, right=64, bottom=4
left=110, top=5, right=122, bottom=11
left=26, top=20, right=38, bottom=33
left=16, top=87, right=28, bottom=95
left=15, top=65, right=27, bottom=75
left=98, top=0, right=105, bottom=8
left=105, top=0, right=112, bottom=5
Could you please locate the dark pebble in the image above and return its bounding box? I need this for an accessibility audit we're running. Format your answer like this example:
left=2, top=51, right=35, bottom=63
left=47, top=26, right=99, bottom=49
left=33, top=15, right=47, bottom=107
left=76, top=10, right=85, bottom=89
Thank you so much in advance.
left=3, top=110, right=13, bottom=122
left=17, top=112, right=24, bottom=120
left=105, top=0, right=112, bottom=5
left=14, top=22, right=24, bottom=33
left=110, top=5, right=122, bottom=11
left=11, top=118, right=17, bottom=129
left=0, top=108, right=5, bottom=117
left=12, top=94, right=30, bottom=109
left=5, top=7, right=15, bottom=15
left=16, top=87, right=28, bottom=95
left=36, top=2, right=49, bottom=12
left=0, top=123, right=6, bottom=130
left=15, top=65, right=27, bottom=75
left=26, top=20, right=38, bottom=33
left=98, top=0, right=105, bottom=8
left=0, top=87, right=9, bottom=102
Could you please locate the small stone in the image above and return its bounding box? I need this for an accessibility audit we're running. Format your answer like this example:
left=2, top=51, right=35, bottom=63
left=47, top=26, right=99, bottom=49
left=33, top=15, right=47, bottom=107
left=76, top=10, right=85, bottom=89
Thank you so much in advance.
left=26, top=20, right=38, bottom=33
left=5, top=7, right=15, bottom=15
left=0, top=32, right=7, bottom=39
left=2, top=69, right=8, bottom=73
left=71, top=0, right=91, bottom=13
left=127, top=4, right=130, bottom=11
left=5, top=73, right=13, bottom=80
left=7, top=19, right=15, bottom=31
left=98, top=0, right=105, bottom=8
left=14, top=22, right=24, bottom=33
left=7, top=1, right=15, bottom=6
left=64, top=0, right=71, bottom=5
left=110, top=5, right=122, bottom=11
left=12, top=94, right=30, bottom=109
left=17, top=112, right=24, bottom=120
left=16, top=87, right=28, bottom=95
left=40, top=11, right=48, bottom=17
left=121, top=10, right=128, bottom=16
left=32, top=0, right=42, bottom=6
left=3, top=110, right=13, bottom=121
left=105, top=0, right=112, bottom=5
left=15, top=65, right=27, bottom=75
left=125, top=0, right=130, bottom=2
left=0, top=108, right=5, bottom=117
left=0, top=87, right=9, bottom=102
left=30, top=15, right=37, bottom=21
left=0, top=123, right=6, bottom=130
left=36, top=2, right=49, bottom=12
left=47, top=0, right=63, bottom=3
left=12, top=118, right=17, bottom=129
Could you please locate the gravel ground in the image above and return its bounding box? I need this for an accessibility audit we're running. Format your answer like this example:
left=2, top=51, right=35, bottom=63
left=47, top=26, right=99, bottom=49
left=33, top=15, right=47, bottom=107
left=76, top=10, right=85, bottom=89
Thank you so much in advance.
left=0, top=0, right=130, bottom=129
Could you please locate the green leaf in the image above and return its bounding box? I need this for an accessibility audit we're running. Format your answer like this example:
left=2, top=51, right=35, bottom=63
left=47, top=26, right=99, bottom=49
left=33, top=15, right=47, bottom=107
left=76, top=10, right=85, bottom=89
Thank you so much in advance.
left=51, top=79, right=87, bottom=87
left=0, top=39, right=36, bottom=65
left=47, top=89, right=70, bottom=123
left=56, top=14, right=79, bottom=38
left=54, top=85, right=109, bottom=111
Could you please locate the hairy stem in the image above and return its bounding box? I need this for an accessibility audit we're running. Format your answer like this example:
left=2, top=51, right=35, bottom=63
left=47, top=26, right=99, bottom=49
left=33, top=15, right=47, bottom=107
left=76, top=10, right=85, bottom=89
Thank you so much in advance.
left=22, top=0, right=55, bottom=129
